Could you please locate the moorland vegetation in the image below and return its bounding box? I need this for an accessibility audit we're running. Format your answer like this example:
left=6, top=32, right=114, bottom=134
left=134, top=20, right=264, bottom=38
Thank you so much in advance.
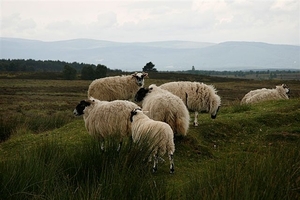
left=0, top=71, right=299, bottom=199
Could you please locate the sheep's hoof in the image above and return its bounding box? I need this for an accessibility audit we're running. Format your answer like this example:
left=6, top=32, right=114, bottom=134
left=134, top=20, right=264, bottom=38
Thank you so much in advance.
left=193, top=122, right=198, bottom=127
left=152, top=167, right=157, bottom=173
left=169, top=168, right=175, bottom=174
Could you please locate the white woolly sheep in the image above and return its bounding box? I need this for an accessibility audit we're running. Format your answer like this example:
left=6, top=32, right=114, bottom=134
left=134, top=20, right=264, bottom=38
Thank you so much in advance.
left=240, top=88, right=268, bottom=104
left=73, top=97, right=140, bottom=150
left=135, top=84, right=190, bottom=136
left=130, top=108, right=175, bottom=173
left=160, top=81, right=221, bottom=126
left=88, top=72, right=148, bottom=101
left=241, top=84, right=290, bottom=104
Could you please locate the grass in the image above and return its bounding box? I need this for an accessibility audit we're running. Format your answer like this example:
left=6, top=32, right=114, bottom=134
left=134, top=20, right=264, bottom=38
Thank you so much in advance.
left=0, top=75, right=300, bottom=199
left=0, top=137, right=169, bottom=199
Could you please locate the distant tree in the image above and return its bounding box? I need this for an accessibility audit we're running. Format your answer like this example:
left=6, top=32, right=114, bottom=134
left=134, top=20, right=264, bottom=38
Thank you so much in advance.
left=143, top=62, right=157, bottom=72
left=62, top=65, right=77, bottom=80
left=94, top=64, right=107, bottom=78
left=81, top=65, right=95, bottom=80
left=8, top=62, right=19, bottom=71
left=192, top=66, right=195, bottom=71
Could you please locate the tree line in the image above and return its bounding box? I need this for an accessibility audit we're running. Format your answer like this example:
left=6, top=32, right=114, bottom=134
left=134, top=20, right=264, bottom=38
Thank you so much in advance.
left=0, top=59, right=121, bottom=80
left=2, top=59, right=298, bottom=80
left=0, top=59, right=158, bottom=80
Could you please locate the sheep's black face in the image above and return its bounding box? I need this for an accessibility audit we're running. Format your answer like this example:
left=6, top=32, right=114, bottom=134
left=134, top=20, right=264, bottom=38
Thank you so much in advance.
left=130, top=108, right=142, bottom=122
left=73, top=100, right=91, bottom=116
left=283, top=84, right=290, bottom=94
left=133, top=72, right=148, bottom=87
left=135, top=88, right=149, bottom=102
left=211, top=106, right=220, bottom=119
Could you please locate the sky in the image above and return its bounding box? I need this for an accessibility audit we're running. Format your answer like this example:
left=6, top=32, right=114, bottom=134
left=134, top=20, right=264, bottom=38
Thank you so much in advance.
left=1, top=0, right=299, bottom=45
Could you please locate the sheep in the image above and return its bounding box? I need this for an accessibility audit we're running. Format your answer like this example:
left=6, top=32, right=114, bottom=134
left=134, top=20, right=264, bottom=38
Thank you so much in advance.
left=73, top=97, right=140, bottom=150
left=241, top=84, right=290, bottom=104
left=130, top=108, right=175, bottom=173
left=135, top=84, right=190, bottom=136
left=159, top=81, right=221, bottom=126
left=88, top=72, right=148, bottom=101
left=240, top=88, right=268, bottom=104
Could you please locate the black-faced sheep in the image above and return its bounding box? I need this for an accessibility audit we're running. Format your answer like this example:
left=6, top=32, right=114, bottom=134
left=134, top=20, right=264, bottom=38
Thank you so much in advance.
left=135, top=84, right=190, bottom=136
left=160, top=81, right=221, bottom=126
left=130, top=108, right=175, bottom=173
left=88, top=72, right=148, bottom=101
left=241, top=84, right=290, bottom=104
left=73, top=97, right=140, bottom=150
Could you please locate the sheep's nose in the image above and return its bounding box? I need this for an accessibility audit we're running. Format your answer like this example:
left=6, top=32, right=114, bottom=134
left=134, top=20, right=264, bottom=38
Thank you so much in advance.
left=73, top=109, right=78, bottom=116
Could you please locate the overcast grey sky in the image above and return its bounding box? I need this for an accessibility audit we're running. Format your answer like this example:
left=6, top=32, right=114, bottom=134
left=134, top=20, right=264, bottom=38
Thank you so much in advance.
left=1, top=0, right=299, bottom=45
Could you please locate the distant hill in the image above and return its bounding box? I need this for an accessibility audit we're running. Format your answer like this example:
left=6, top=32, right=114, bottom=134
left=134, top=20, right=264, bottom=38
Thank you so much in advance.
left=0, top=37, right=299, bottom=71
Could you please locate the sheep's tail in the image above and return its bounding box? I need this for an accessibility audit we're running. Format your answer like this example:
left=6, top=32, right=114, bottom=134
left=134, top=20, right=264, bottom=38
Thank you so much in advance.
left=175, top=115, right=189, bottom=136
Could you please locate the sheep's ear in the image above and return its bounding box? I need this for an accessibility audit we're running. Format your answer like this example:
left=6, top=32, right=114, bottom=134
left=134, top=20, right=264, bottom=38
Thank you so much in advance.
left=142, top=72, right=149, bottom=78
left=131, top=72, right=138, bottom=77
left=79, top=100, right=91, bottom=107
left=282, top=84, right=288, bottom=88
left=131, top=110, right=137, bottom=115
left=83, top=100, right=92, bottom=106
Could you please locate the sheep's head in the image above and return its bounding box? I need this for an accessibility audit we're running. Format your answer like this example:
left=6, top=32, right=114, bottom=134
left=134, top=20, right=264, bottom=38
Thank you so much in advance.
left=134, top=87, right=149, bottom=102
left=130, top=108, right=142, bottom=122
left=281, top=84, right=290, bottom=94
left=211, top=106, right=220, bottom=119
left=210, top=95, right=221, bottom=119
left=73, top=100, right=92, bottom=116
left=132, top=72, right=148, bottom=87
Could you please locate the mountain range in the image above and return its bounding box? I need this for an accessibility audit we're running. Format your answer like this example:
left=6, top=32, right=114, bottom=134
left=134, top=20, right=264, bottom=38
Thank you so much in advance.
left=0, top=37, right=299, bottom=71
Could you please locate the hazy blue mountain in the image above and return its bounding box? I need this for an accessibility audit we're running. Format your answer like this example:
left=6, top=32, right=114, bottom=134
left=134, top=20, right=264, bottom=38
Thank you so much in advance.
left=0, top=37, right=299, bottom=71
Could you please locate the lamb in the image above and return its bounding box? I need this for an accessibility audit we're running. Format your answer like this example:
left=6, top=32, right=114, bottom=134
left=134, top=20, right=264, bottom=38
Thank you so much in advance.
left=241, top=84, right=290, bottom=104
left=88, top=72, right=148, bottom=101
left=73, top=97, right=140, bottom=150
left=159, top=81, right=221, bottom=126
left=130, top=108, right=175, bottom=173
left=135, top=84, right=190, bottom=136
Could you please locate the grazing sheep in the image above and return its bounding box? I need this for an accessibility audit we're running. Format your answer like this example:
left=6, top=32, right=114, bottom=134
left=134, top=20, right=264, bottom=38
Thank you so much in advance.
left=88, top=72, right=148, bottom=101
left=241, top=84, right=290, bottom=104
left=135, top=84, right=190, bottom=136
left=130, top=108, right=175, bottom=173
left=73, top=97, right=140, bottom=150
left=160, top=81, right=221, bottom=126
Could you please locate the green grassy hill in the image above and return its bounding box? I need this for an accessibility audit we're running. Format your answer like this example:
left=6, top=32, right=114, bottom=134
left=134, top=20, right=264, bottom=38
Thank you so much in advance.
left=0, top=75, right=299, bottom=199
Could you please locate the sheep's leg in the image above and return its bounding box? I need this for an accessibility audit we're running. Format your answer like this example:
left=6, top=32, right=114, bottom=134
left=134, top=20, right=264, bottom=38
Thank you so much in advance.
left=169, top=154, right=175, bottom=174
left=101, top=142, right=105, bottom=151
left=193, top=111, right=199, bottom=126
left=117, top=140, right=122, bottom=152
left=98, top=137, right=105, bottom=151
left=153, top=154, right=159, bottom=173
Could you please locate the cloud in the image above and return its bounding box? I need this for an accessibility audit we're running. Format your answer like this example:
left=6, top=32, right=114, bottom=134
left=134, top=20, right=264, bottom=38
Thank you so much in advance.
left=0, top=0, right=299, bottom=45
left=96, top=12, right=118, bottom=28
left=271, top=0, right=299, bottom=11
left=1, top=13, right=36, bottom=31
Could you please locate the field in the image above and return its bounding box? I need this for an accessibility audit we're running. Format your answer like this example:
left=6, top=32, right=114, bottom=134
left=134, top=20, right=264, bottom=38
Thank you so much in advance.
left=0, top=73, right=299, bottom=199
